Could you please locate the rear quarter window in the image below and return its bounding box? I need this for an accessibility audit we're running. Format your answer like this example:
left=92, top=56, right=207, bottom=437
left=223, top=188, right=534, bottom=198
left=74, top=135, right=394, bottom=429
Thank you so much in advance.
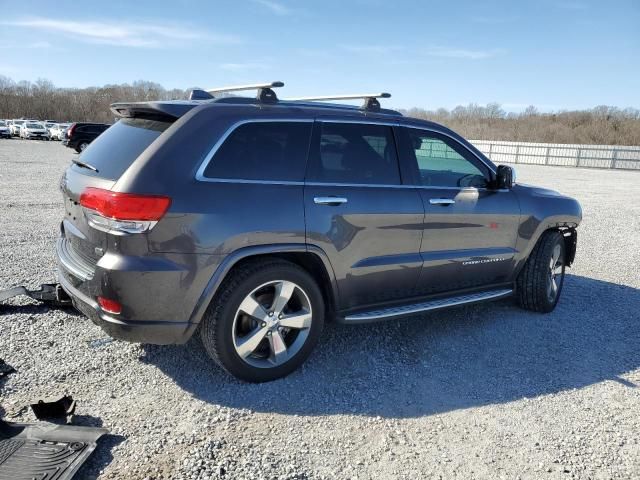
left=201, top=121, right=313, bottom=182
left=72, top=118, right=171, bottom=180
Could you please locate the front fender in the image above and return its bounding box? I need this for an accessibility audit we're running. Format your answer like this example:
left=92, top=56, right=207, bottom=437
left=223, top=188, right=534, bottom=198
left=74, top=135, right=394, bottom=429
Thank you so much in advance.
left=513, top=184, right=582, bottom=274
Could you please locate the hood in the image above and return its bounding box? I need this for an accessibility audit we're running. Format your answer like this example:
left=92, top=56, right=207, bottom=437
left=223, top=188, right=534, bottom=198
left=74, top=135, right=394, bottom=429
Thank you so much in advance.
left=515, top=183, right=563, bottom=197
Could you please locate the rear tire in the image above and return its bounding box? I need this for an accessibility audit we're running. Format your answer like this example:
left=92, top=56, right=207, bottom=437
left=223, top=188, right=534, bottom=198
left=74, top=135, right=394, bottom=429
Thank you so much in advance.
left=76, top=142, right=89, bottom=153
left=516, top=230, right=566, bottom=313
left=200, top=259, right=325, bottom=382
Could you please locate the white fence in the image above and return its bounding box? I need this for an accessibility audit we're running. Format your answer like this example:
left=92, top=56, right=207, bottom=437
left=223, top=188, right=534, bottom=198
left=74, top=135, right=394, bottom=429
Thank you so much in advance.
left=470, top=140, right=640, bottom=170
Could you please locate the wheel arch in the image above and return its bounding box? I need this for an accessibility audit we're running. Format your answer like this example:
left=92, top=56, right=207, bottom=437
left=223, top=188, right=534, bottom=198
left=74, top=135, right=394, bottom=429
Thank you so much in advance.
left=514, top=222, right=578, bottom=279
left=188, top=244, right=339, bottom=328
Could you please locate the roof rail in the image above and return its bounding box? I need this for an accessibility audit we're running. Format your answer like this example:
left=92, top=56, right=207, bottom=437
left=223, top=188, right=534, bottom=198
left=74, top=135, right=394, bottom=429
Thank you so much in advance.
left=284, top=93, right=391, bottom=112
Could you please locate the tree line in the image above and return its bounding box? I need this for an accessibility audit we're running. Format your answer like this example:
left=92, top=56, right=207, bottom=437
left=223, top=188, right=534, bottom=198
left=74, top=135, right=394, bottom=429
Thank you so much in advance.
left=1, top=76, right=639, bottom=146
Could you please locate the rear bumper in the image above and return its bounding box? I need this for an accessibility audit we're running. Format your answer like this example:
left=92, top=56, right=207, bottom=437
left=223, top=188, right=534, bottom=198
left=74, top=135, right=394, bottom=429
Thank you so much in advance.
left=55, top=234, right=220, bottom=345
left=58, top=268, right=197, bottom=344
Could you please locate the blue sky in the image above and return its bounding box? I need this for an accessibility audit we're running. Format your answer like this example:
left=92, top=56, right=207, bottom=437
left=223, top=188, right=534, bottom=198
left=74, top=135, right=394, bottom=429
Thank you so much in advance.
left=0, top=0, right=638, bottom=111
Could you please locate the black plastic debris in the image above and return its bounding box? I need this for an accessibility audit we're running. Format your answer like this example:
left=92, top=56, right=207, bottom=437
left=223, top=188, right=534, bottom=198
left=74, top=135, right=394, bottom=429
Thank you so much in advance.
left=0, top=418, right=107, bottom=480
left=0, top=360, right=15, bottom=380
left=31, top=396, right=76, bottom=420
left=0, top=283, right=71, bottom=308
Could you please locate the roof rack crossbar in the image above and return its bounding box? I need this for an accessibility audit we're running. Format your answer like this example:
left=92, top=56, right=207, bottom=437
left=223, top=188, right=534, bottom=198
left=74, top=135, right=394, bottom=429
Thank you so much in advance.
left=283, top=92, right=391, bottom=112
left=201, top=81, right=284, bottom=104
left=205, top=81, right=284, bottom=95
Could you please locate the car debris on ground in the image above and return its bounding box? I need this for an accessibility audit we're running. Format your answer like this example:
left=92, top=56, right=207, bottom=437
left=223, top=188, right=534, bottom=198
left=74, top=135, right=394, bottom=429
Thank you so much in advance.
left=30, top=395, right=76, bottom=420
left=0, top=417, right=107, bottom=480
left=0, top=360, right=15, bottom=380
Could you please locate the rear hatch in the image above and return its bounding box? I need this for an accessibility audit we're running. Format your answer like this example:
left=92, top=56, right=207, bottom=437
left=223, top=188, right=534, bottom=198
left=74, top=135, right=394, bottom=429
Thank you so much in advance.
left=60, top=118, right=173, bottom=269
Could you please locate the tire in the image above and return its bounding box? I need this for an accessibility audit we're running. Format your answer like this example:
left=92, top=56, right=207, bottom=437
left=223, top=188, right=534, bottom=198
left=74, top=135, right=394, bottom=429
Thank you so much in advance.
left=200, top=259, right=325, bottom=382
left=516, top=230, right=566, bottom=313
left=77, top=142, right=89, bottom=152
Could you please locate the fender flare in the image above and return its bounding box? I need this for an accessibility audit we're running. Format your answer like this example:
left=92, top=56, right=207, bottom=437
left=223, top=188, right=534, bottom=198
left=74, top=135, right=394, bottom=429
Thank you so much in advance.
left=187, top=243, right=339, bottom=327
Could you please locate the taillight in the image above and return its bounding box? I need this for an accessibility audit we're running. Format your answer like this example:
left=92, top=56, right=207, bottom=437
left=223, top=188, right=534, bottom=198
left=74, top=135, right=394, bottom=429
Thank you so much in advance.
left=98, top=296, right=122, bottom=314
left=67, top=123, right=76, bottom=138
left=79, top=187, right=171, bottom=234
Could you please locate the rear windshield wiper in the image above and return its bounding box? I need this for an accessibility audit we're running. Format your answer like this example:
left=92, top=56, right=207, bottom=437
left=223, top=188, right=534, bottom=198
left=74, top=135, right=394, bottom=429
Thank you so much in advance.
left=72, top=158, right=99, bottom=173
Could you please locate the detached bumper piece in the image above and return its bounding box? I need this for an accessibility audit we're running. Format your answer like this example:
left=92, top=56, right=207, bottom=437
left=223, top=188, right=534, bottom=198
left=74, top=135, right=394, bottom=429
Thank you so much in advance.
left=31, top=396, right=77, bottom=421
left=0, top=419, right=107, bottom=480
left=0, top=283, right=71, bottom=308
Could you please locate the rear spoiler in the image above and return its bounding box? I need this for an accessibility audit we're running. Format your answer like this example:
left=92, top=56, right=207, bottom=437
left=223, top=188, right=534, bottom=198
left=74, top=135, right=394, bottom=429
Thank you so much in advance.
left=110, top=101, right=200, bottom=120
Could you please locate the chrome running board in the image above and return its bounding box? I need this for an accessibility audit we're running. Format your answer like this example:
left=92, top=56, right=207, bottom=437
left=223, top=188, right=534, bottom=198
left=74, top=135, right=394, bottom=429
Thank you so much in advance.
left=343, top=288, right=513, bottom=323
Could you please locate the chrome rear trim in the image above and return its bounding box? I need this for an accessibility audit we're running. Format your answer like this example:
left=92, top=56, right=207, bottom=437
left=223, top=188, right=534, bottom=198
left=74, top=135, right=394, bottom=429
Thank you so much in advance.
left=56, top=237, right=95, bottom=281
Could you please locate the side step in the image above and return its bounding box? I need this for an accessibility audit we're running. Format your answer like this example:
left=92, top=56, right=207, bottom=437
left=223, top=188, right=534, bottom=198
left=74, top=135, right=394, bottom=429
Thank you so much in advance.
left=343, top=288, right=513, bottom=323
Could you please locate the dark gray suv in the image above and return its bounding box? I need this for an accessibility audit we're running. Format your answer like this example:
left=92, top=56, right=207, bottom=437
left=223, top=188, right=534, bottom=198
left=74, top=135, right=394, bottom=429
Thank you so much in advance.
left=56, top=82, right=581, bottom=382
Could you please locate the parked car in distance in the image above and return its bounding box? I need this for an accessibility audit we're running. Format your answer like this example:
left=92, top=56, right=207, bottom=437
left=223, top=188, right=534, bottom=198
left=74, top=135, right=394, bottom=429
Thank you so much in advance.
left=0, top=120, right=11, bottom=139
left=56, top=82, right=581, bottom=382
left=62, top=122, right=110, bottom=152
left=10, top=119, right=25, bottom=136
left=0, top=121, right=11, bottom=139
left=20, top=122, right=50, bottom=140
left=50, top=123, right=70, bottom=140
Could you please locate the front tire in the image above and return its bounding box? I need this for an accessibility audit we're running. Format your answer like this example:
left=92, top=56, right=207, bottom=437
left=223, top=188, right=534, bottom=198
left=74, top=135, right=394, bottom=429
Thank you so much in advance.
left=200, top=259, right=325, bottom=382
left=516, top=230, right=566, bottom=313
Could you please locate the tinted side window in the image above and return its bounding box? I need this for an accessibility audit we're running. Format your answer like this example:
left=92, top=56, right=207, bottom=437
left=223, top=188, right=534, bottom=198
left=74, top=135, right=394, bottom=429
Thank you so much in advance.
left=203, top=122, right=312, bottom=181
left=404, top=128, right=487, bottom=188
left=309, top=123, right=400, bottom=185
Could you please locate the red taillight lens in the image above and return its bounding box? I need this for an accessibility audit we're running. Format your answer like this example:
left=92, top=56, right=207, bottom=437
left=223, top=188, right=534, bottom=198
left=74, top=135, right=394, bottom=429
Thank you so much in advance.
left=98, top=296, right=122, bottom=314
left=80, top=187, right=171, bottom=221
left=67, top=123, right=76, bottom=138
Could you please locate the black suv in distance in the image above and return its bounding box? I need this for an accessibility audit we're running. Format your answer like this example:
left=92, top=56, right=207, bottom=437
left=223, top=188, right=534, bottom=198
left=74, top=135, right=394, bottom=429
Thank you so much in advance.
left=56, top=82, right=581, bottom=382
left=62, top=122, right=111, bottom=152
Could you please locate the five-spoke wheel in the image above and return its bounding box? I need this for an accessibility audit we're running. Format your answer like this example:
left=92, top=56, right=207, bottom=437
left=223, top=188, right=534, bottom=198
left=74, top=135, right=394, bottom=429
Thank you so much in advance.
left=233, top=280, right=313, bottom=368
left=201, top=260, right=324, bottom=382
left=517, top=230, right=566, bottom=313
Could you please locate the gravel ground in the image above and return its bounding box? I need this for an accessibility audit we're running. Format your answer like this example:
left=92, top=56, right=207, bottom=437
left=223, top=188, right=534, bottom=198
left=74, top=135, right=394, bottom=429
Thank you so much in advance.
left=1, top=138, right=639, bottom=479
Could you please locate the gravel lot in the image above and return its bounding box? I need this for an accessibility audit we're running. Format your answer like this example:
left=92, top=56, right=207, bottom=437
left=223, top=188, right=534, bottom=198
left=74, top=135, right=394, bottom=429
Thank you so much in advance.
left=1, top=138, right=639, bottom=479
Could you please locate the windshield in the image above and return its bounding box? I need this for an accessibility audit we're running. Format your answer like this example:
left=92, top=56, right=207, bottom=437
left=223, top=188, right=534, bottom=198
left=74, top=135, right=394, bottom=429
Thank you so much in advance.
left=73, top=118, right=173, bottom=180
left=0, top=121, right=6, bottom=126
left=26, top=123, right=40, bottom=128
left=14, top=120, right=24, bottom=125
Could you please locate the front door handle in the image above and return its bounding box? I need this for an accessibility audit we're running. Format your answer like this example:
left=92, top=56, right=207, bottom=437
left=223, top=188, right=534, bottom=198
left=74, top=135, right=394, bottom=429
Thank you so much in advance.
left=314, top=196, right=348, bottom=206
left=429, top=198, right=455, bottom=206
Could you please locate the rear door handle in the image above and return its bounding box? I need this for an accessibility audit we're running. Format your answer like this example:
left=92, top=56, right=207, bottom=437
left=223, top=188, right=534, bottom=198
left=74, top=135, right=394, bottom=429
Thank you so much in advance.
left=429, top=198, right=455, bottom=206
left=314, top=196, right=348, bottom=206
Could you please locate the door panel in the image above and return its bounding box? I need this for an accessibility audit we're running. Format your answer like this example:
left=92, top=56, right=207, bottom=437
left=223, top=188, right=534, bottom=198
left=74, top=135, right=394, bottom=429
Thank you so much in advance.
left=305, top=185, right=424, bottom=309
left=304, top=121, right=425, bottom=311
left=396, top=126, right=521, bottom=294
left=417, top=187, right=520, bottom=294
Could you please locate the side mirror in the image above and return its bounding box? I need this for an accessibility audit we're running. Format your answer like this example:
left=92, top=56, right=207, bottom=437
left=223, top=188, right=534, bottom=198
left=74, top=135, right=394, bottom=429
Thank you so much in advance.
left=495, top=165, right=516, bottom=189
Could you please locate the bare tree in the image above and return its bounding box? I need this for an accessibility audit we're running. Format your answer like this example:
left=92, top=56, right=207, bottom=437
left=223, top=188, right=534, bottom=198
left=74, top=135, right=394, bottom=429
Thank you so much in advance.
left=0, top=76, right=638, bottom=145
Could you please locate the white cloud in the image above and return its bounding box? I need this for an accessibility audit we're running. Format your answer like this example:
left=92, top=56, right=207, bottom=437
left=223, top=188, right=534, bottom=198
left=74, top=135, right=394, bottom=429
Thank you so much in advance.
left=2, top=17, right=241, bottom=48
left=252, top=0, right=291, bottom=16
left=425, top=46, right=506, bottom=60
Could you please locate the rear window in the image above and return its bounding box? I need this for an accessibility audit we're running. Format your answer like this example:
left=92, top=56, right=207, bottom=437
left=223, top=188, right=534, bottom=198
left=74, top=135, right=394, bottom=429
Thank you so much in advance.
left=73, top=118, right=171, bottom=180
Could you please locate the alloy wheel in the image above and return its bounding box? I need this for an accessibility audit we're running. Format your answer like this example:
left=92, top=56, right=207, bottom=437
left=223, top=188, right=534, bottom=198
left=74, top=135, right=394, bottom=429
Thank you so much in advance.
left=232, top=280, right=313, bottom=369
left=547, top=243, right=564, bottom=302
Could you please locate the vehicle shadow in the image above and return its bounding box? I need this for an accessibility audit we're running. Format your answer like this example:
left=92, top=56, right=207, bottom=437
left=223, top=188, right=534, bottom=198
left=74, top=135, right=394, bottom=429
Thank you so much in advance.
left=144, top=274, right=640, bottom=418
